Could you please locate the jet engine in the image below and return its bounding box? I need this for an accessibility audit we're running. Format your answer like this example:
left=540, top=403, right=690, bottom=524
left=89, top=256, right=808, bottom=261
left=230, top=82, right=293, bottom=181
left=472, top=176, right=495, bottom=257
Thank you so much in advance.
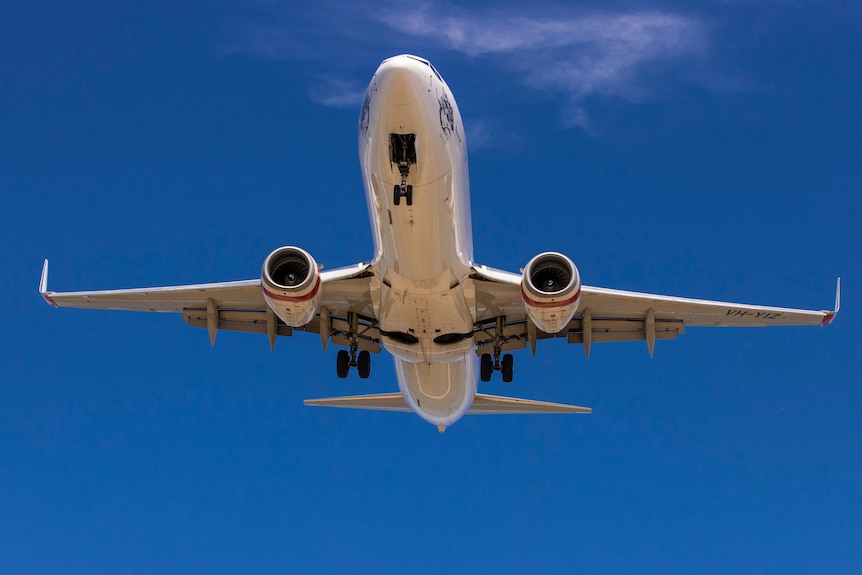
left=261, top=246, right=321, bottom=327
left=521, top=252, right=581, bottom=334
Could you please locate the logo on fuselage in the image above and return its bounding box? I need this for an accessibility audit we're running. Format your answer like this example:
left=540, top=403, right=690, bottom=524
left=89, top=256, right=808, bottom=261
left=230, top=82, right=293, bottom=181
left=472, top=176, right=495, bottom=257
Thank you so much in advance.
left=438, top=91, right=460, bottom=142
left=359, top=91, right=371, bottom=135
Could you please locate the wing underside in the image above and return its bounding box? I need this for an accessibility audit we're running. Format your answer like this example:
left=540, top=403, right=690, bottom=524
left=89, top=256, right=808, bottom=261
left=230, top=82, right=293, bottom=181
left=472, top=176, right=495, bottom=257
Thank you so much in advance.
left=471, top=264, right=839, bottom=357
left=39, top=259, right=382, bottom=352
left=40, top=258, right=838, bottom=358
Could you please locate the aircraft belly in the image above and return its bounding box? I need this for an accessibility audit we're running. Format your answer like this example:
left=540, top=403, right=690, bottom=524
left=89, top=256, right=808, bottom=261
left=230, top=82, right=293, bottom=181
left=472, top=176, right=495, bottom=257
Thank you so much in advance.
left=378, top=282, right=475, bottom=362
left=357, top=55, right=480, bottom=428
left=368, top=169, right=460, bottom=279
left=360, top=54, right=472, bottom=281
left=365, top=87, right=465, bottom=280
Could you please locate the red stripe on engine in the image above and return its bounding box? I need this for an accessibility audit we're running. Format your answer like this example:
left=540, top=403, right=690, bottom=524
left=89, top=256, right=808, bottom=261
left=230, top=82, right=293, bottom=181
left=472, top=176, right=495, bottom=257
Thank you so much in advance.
left=262, top=276, right=321, bottom=303
left=521, top=285, right=581, bottom=309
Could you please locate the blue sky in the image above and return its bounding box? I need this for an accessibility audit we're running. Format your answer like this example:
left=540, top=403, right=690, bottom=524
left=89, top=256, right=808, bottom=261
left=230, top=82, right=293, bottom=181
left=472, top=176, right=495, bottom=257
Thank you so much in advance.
left=2, top=1, right=860, bottom=572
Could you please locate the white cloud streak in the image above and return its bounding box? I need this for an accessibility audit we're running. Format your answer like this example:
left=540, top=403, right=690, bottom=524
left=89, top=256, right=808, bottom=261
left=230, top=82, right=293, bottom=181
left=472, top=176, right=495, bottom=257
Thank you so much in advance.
left=377, top=8, right=708, bottom=103
left=308, top=78, right=367, bottom=108
left=379, top=10, right=704, bottom=57
left=229, top=1, right=716, bottom=130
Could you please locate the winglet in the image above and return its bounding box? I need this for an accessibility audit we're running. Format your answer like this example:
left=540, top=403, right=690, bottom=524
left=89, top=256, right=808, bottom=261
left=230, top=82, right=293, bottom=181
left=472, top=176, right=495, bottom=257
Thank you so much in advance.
left=39, top=260, right=57, bottom=307
left=820, top=277, right=840, bottom=327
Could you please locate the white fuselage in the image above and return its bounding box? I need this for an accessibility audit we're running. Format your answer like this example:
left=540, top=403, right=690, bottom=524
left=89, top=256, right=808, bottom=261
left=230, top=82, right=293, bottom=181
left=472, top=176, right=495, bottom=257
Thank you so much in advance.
left=358, top=55, right=477, bottom=426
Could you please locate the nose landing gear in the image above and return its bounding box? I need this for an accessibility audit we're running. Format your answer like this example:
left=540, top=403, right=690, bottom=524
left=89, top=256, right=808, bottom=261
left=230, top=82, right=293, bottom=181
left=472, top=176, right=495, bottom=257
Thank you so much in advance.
left=393, top=184, right=413, bottom=206
left=390, top=133, right=416, bottom=207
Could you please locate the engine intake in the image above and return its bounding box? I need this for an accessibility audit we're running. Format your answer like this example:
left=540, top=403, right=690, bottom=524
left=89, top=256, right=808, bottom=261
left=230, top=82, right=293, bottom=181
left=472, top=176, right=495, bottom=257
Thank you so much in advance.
left=521, top=252, right=581, bottom=334
left=261, top=246, right=321, bottom=327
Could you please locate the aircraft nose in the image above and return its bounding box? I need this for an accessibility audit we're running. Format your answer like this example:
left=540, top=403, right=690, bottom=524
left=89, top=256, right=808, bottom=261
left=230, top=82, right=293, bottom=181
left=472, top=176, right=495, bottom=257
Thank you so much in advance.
left=377, top=57, right=425, bottom=106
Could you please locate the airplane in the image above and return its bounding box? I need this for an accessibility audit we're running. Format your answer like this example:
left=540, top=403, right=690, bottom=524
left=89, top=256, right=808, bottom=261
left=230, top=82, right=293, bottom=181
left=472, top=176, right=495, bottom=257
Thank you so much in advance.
left=39, top=54, right=840, bottom=433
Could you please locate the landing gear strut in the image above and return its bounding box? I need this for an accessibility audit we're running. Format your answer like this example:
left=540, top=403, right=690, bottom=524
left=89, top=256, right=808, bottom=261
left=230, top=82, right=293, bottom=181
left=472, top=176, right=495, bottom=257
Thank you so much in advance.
left=335, top=312, right=371, bottom=379
left=390, top=133, right=415, bottom=207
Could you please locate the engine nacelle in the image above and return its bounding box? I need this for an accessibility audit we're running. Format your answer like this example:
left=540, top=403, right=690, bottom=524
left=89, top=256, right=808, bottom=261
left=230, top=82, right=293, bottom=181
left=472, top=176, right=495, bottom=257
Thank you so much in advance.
left=521, top=252, right=581, bottom=334
left=261, top=246, right=321, bottom=327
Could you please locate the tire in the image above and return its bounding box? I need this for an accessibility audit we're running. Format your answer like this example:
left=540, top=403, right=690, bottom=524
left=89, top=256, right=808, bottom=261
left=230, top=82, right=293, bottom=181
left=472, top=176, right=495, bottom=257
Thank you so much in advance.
left=501, top=354, right=514, bottom=383
left=406, top=185, right=413, bottom=206
left=480, top=354, right=493, bottom=382
left=357, top=350, right=371, bottom=379
left=336, top=349, right=350, bottom=378
left=393, top=185, right=401, bottom=206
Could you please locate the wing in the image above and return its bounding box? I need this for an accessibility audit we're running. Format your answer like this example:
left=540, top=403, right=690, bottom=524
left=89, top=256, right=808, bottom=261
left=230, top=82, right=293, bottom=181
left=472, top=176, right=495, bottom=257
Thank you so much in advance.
left=39, top=260, right=381, bottom=352
left=471, top=264, right=839, bottom=358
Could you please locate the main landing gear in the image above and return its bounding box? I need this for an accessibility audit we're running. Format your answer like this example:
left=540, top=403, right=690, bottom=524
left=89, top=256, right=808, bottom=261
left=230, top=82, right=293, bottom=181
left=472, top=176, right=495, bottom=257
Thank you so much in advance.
left=336, top=348, right=371, bottom=379
left=480, top=351, right=514, bottom=383
left=479, top=315, right=514, bottom=382
left=335, top=311, right=371, bottom=379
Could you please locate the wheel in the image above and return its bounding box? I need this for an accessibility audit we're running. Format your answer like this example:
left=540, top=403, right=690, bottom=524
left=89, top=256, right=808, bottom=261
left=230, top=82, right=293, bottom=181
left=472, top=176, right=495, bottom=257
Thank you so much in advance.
left=336, top=349, right=350, bottom=378
left=393, top=185, right=401, bottom=206
left=480, top=354, right=493, bottom=382
left=501, top=354, right=514, bottom=383
left=357, top=350, right=371, bottom=379
left=406, top=185, right=413, bottom=206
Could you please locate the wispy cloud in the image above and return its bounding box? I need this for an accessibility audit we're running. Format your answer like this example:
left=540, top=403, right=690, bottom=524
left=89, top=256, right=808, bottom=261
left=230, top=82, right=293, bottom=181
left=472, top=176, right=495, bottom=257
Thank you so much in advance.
left=227, top=1, right=718, bottom=132
left=377, top=7, right=708, bottom=125
left=308, top=77, right=367, bottom=108
left=462, top=115, right=521, bottom=151
left=377, top=9, right=705, bottom=59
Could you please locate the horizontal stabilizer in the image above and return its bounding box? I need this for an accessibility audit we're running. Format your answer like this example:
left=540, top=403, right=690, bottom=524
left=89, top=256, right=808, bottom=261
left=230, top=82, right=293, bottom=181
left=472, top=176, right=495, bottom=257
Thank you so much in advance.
left=469, top=394, right=591, bottom=415
left=304, top=393, right=412, bottom=412
left=304, top=392, right=591, bottom=415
